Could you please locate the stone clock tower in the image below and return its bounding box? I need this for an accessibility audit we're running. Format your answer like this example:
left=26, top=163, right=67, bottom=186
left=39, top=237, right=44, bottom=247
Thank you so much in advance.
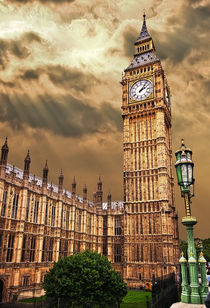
left=121, top=14, right=179, bottom=287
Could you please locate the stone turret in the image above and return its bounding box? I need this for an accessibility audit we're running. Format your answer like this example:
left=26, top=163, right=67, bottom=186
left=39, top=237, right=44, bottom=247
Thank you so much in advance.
left=96, top=176, right=103, bottom=205
left=42, top=161, right=48, bottom=186
left=72, top=176, right=76, bottom=197
left=58, top=169, right=64, bottom=193
left=24, top=150, right=31, bottom=177
left=0, top=137, right=9, bottom=166
left=83, top=184, right=87, bottom=201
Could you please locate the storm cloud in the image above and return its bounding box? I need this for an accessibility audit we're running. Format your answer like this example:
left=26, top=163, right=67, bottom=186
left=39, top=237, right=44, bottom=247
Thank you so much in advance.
left=0, top=93, right=121, bottom=137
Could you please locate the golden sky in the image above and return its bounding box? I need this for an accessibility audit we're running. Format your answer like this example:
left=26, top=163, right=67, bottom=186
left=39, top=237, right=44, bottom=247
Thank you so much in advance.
left=0, top=0, right=209, bottom=239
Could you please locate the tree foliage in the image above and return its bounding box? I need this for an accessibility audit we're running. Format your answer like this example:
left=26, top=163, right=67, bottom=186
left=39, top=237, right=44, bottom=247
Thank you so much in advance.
left=180, top=238, right=210, bottom=262
left=43, top=250, right=127, bottom=308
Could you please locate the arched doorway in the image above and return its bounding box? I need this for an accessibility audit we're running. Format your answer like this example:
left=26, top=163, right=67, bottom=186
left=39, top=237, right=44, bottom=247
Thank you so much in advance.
left=0, top=279, right=3, bottom=302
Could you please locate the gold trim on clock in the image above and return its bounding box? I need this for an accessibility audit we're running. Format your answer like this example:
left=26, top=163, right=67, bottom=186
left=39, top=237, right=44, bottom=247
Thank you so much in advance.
left=128, top=77, right=154, bottom=104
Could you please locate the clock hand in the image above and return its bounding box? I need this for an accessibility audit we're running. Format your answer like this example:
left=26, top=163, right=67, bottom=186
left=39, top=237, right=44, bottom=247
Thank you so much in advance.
left=138, top=84, right=147, bottom=93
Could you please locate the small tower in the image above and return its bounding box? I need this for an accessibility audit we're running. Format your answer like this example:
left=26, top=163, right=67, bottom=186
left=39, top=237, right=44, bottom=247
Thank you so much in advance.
left=72, top=176, right=76, bottom=196
left=107, top=192, right=112, bottom=208
left=24, top=150, right=31, bottom=176
left=83, top=184, right=87, bottom=201
left=0, top=137, right=9, bottom=166
left=58, top=169, right=64, bottom=193
left=42, top=161, right=48, bottom=186
left=96, top=176, right=103, bottom=205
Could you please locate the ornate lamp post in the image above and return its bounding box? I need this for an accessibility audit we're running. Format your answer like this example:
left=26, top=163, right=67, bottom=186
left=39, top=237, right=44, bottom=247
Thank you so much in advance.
left=175, top=140, right=208, bottom=304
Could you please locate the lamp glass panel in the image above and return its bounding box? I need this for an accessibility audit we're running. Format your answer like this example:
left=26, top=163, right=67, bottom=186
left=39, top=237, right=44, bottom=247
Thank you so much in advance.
left=176, top=165, right=182, bottom=184
left=181, top=164, right=188, bottom=184
left=188, top=165, right=192, bottom=184
left=187, top=152, right=191, bottom=160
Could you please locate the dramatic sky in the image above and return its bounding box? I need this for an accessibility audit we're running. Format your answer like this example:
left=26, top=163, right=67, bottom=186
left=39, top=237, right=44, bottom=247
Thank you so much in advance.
left=0, top=0, right=209, bottom=238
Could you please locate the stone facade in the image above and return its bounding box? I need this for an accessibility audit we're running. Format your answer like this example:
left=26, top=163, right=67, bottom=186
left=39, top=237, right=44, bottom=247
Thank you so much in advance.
left=121, top=14, right=179, bottom=288
left=0, top=15, right=179, bottom=302
left=0, top=151, right=124, bottom=302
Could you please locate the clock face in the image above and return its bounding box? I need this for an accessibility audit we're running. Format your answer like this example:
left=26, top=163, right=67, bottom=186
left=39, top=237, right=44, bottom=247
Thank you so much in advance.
left=130, top=79, right=153, bottom=102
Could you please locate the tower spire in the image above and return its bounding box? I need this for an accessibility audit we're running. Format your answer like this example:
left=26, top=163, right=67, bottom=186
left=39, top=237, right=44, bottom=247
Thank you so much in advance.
left=136, top=13, right=151, bottom=43
left=24, top=150, right=31, bottom=176
left=0, top=137, right=9, bottom=165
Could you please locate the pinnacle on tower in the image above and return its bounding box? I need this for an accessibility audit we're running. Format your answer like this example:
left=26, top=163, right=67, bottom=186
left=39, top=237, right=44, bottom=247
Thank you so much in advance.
left=72, top=176, right=76, bottom=195
left=24, top=150, right=31, bottom=175
left=43, top=160, right=49, bottom=183
left=135, top=12, right=151, bottom=43
left=58, top=169, right=64, bottom=190
left=59, top=169, right=64, bottom=181
left=0, top=137, right=9, bottom=165
left=107, top=192, right=112, bottom=206
left=83, top=184, right=87, bottom=200
left=97, top=176, right=102, bottom=191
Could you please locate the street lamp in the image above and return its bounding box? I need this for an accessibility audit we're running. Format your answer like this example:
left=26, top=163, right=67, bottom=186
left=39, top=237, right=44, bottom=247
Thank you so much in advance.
left=175, top=139, right=194, bottom=217
left=174, top=140, right=208, bottom=304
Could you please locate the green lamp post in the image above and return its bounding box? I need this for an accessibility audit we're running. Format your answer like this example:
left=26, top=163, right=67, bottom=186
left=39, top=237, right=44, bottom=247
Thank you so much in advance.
left=175, top=139, right=208, bottom=304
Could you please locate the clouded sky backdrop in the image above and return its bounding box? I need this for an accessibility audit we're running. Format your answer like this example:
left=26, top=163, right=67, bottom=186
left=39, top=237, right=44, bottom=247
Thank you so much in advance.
left=0, top=0, right=209, bottom=238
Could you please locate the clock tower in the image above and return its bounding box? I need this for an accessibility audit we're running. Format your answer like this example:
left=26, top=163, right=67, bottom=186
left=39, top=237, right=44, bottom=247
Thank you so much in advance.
left=121, top=14, right=179, bottom=287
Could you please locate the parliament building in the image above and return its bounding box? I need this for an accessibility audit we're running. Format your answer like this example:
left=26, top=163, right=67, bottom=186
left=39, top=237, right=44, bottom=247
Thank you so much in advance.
left=0, top=14, right=179, bottom=302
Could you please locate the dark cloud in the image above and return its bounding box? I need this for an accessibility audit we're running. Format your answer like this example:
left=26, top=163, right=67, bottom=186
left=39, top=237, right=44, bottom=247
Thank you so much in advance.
left=0, top=32, right=43, bottom=70
left=152, top=0, right=210, bottom=63
left=122, top=26, right=137, bottom=58
left=0, top=93, right=122, bottom=137
left=19, top=65, right=100, bottom=93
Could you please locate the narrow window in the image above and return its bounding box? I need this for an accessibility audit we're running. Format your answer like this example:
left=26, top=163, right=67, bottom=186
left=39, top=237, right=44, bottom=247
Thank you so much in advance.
left=136, top=216, right=139, bottom=234
left=1, top=189, right=8, bottom=217
left=103, top=216, right=107, bottom=236
left=51, top=204, right=56, bottom=227
left=48, top=238, right=53, bottom=261
left=87, top=214, right=91, bottom=234
left=33, top=198, right=39, bottom=223
left=103, top=242, right=107, bottom=256
left=42, top=238, right=45, bottom=262
left=136, top=244, right=140, bottom=261
left=60, top=207, right=63, bottom=228
left=6, top=234, right=15, bottom=262
left=23, top=276, right=30, bottom=287
left=45, top=202, right=48, bottom=225
left=150, top=244, right=153, bottom=262
left=29, top=236, right=36, bottom=262
left=114, top=244, right=121, bottom=263
left=66, top=210, right=69, bottom=230
left=21, top=235, right=26, bottom=262
left=141, top=245, right=144, bottom=261
left=154, top=245, right=157, bottom=261
left=11, top=192, right=19, bottom=219
left=78, top=213, right=81, bottom=232
left=25, top=194, right=30, bottom=221
left=140, top=215, right=143, bottom=234
left=115, top=216, right=122, bottom=235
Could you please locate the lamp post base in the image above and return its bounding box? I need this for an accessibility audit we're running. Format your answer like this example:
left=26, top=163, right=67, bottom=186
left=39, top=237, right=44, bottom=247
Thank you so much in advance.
left=170, top=302, right=205, bottom=308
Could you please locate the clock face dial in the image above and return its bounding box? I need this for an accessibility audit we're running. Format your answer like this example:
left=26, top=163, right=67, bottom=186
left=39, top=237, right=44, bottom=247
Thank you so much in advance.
left=130, top=79, right=153, bottom=101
